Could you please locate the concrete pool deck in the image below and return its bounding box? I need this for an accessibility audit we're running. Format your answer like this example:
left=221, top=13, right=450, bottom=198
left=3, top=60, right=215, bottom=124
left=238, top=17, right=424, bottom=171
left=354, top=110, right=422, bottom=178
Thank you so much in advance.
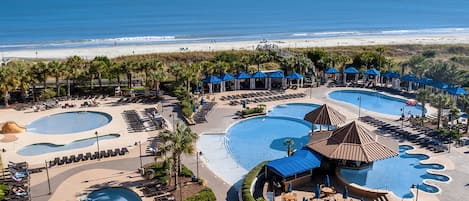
left=1, top=86, right=467, bottom=201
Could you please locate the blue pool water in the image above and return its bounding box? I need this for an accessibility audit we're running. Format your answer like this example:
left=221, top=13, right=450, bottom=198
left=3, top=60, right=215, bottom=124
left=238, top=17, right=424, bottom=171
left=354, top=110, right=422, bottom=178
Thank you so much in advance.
left=17, top=134, right=120, bottom=156
left=340, top=145, right=448, bottom=198
left=86, top=187, right=142, bottom=201
left=328, top=90, right=424, bottom=116
left=3, top=0, right=469, bottom=50
left=27, top=111, right=112, bottom=134
left=226, top=103, right=318, bottom=170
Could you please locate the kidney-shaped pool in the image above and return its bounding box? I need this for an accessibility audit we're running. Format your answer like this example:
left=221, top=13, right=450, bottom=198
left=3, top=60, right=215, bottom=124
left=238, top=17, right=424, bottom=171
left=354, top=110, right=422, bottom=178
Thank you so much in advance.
left=27, top=111, right=112, bottom=134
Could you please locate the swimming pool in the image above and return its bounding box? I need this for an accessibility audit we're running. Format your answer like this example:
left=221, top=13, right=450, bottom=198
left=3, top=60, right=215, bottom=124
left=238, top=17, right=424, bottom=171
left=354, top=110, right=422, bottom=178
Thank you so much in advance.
left=86, top=187, right=142, bottom=201
left=27, top=111, right=112, bottom=134
left=339, top=145, right=448, bottom=198
left=226, top=103, right=319, bottom=170
left=328, top=90, right=424, bottom=116
left=17, top=134, right=120, bottom=156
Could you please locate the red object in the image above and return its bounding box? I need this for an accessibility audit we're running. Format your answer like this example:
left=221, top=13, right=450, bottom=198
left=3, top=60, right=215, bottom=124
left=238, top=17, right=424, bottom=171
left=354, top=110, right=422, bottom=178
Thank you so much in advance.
left=406, top=99, right=417, bottom=106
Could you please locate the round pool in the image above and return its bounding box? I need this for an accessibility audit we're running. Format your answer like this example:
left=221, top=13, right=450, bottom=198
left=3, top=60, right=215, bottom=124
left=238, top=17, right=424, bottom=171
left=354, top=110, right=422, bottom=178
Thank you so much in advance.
left=328, top=90, right=424, bottom=116
left=27, top=111, right=112, bottom=134
left=226, top=103, right=319, bottom=170
left=339, top=145, right=448, bottom=198
left=86, top=187, right=141, bottom=201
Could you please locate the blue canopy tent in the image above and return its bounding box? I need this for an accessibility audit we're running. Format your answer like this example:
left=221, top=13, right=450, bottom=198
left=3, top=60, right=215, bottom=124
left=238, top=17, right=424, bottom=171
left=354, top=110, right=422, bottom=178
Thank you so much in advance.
left=432, top=82, right=449, bottom=94
left=285, top=72, right=304, bottom=88
left=251, top=71, right=267, bottom=89
left=343, top=67, right=359, bottom=83
left=416, top=77, right=433, bottom=89
left=324, top=67, right=339, bottom=83
left=268, top=71, right=285, bottom=89
left=202, top=75, right=222, bottom=94
left=234, top=72, right=251, bottom=90
left=400, top=74, right=418, bottom=91
left=266, top=148, right=322, bottom=181
left=449, top=87, right=467, bottom=95
left=219, top=73, right=235, bottom=92
left=364, top=68, right=380, bottom=85
left=382, top=71, right=400, bottom=88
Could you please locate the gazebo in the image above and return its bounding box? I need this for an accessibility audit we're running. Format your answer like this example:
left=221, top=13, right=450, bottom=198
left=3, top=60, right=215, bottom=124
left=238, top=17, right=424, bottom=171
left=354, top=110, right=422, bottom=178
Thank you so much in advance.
left=307, top=121, right=398, bottom=166
left=400, top=74, right=418, bottom=91
left=343, top=67, right=359, bottom=84
left=219, top=73, right=235, bottom=92
left=364, top=68, right=380, bottom=85
left=285, top=72, right=304, bottom=88
left=382, top=71, right=400, bottom=89
left=268, top=71, right=285, bottom=90
left=251, top=71, right=268, bottom=89
left=234, top=72, right=251, bottom=90
left=324, top=67, right=339, bottom=83
left=416, top=77, right=433, bottom=89
left=202, top=75, right=222, bottom=94
left=304, top=104, right=346, bottom=132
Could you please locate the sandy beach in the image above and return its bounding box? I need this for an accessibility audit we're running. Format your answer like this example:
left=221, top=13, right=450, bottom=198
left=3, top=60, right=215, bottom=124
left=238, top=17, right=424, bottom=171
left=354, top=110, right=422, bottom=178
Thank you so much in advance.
left=4, top=33, right=469, bottom=59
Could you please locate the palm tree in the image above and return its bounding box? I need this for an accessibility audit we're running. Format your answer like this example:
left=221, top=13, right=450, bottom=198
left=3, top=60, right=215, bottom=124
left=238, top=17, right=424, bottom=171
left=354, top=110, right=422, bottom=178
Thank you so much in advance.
left=159, top=123, right=198, bottom=188
left=138, top=59, right=163, bottom=95
left=148, top=64, right=166, bottom=93
left=168, top=63, right=183, bottom=83
left=30, top=62, right=47, bottom=101
left=416, top=89, right=432, bottom=118
left=90, top=56, right=110, bottom=89
left=283, top=138, right=295, bottom=157
left=459, top=95, right=469, bottom=133
left=431, top=94, right=453, bottom=129
left=0, top=66, right=19, bottom=107
left=109, top=62, right=124, bottom=87
left=15, top=65, right=32, bottom=101
left=48, top=60, right=64, bottom=96
left=254, top=51, right=273, bottom=71
left=65, top=56, right=84, bottom=97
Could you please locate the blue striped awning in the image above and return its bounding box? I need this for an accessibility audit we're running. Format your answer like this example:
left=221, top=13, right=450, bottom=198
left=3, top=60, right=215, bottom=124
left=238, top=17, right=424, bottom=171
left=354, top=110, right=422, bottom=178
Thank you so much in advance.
left=266, top=148, right=322, bottom=178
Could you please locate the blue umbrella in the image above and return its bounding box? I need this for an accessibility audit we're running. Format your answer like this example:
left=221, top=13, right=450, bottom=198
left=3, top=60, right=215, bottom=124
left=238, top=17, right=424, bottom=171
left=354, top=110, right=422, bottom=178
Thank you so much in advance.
left=325, top=175, right=330, bottom=187
left=344, top=67, right=359, bottom=74
left=288, top=183, right=292, bottom=192
left=286, top=72, right=304, bottom=79
left=315, top=184, right=321, bottom=199
left=364, top=68, right=380, bottom=76
left=324, top=67, right=339, bottom=74
left=200, top=98, right=205, bottom=105
left=202, top=75, right=222, bottom=83
left=343, top=186, right=349, bottom=199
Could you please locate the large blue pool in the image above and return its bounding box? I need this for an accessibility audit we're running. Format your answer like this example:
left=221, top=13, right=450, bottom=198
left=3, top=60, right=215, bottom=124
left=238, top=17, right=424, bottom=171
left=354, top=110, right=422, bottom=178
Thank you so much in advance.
left=340, top=145, right=448, bottom=198
left=328, top=90, right=424, bottom=116
left=86, top=187, right=142, bottom=201
left=226, top=103, right=319, bottom=170
left=27, top=111, right=112, bottom=134
left=17, top=134, right=120, bottom=156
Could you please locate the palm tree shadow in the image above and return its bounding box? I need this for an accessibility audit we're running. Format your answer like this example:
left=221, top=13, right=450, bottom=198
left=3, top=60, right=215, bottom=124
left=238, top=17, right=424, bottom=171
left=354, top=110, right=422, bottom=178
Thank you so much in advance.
left=269, top=135, right=310, bottom=152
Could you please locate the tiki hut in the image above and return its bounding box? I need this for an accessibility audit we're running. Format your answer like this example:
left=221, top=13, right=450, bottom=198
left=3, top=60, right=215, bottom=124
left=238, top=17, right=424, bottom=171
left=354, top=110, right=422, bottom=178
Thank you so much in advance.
left=304, top=104, right=346, bottom=131
left=307, top=121, right=398, bottom=165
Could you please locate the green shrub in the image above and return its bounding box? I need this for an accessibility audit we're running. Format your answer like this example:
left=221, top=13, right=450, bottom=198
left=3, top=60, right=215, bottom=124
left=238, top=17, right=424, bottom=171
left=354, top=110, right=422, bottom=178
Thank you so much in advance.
left=242, top=161, right=267, bottom=201
left=180, top=164, right=194, bottom=177
left=0, top=182, right=7, bottom=200
left=146, top=161, right=169, bottom=185
left=241, top=107, right=264, bottom=116
left=183, top=188, right=216, bottom=201
left=40, top=89, right=56, bottom=100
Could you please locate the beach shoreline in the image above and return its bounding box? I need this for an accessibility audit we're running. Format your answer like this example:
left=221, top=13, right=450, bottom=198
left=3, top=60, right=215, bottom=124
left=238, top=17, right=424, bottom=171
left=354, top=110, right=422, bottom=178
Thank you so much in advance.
left=4, top=33, right=469, bottom=59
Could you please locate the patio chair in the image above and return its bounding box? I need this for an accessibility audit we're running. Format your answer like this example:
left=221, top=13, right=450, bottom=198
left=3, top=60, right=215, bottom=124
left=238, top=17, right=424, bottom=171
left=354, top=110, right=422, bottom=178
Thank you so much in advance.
left=75, top=154, right=83, bottom=162
left=84, top=152, right=92, bottom=161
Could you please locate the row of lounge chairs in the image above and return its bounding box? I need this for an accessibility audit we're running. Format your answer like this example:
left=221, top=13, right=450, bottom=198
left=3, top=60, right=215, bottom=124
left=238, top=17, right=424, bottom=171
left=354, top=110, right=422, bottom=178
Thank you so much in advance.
left=229, top=93, right=306, bottom=106
left=48, top=148, right=129, bottom=167
left=143, top=108, right=166, bottom=130
left=1, top=161, right=30, bottom=200
left=219, top=91, right=282, bottom=101
left=115, top=96, right=159, bottom=104
left=360, top=116, right=449, bottom=153
left=123, top=110, right=146, bottom=133
left=194, top=102, right=216, bottom=123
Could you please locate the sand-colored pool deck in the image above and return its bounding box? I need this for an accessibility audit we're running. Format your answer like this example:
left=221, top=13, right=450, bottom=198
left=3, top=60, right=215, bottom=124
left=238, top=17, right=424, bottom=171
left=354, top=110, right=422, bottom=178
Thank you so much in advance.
left=0, top=86, right=468, bottom=201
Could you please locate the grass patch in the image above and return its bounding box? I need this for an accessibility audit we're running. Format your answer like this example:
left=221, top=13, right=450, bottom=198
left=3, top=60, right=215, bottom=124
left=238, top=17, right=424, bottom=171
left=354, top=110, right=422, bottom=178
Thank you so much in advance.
left=242, top=161, right=267, bottom=201
left=183, top=188, right=216, bottom=201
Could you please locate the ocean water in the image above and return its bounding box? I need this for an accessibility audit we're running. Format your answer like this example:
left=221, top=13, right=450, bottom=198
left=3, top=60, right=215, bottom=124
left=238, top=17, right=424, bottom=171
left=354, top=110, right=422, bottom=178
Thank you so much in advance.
left=2, top=0, right=469, bottom=50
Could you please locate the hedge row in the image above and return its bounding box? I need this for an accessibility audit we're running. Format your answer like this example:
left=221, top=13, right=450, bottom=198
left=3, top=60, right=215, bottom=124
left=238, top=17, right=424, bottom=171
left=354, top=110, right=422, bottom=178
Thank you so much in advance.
left=241, top=161, right=267, bottom=201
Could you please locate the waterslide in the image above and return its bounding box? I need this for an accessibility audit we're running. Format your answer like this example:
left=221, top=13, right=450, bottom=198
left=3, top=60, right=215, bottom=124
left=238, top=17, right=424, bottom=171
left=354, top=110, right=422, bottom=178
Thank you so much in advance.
left=1, top=122, right=26, bottom=134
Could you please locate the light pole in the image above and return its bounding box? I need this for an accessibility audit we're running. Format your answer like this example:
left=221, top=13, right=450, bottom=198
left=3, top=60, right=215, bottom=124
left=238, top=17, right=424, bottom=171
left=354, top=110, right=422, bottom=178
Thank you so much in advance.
left=170, top=113, right=176, bottom=132
left=411, top=184, right=419, bottom=201
left=95, top=131, right=100, bottom=160
left=196, top=151, right=202, bottom=180
left=401, top=106, right=406, bottom=128
left=45, top=160, right=51, bottom=195
left=358, top=96, right=362, bottom=119
left=139, top=141, right=143, bottom=170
